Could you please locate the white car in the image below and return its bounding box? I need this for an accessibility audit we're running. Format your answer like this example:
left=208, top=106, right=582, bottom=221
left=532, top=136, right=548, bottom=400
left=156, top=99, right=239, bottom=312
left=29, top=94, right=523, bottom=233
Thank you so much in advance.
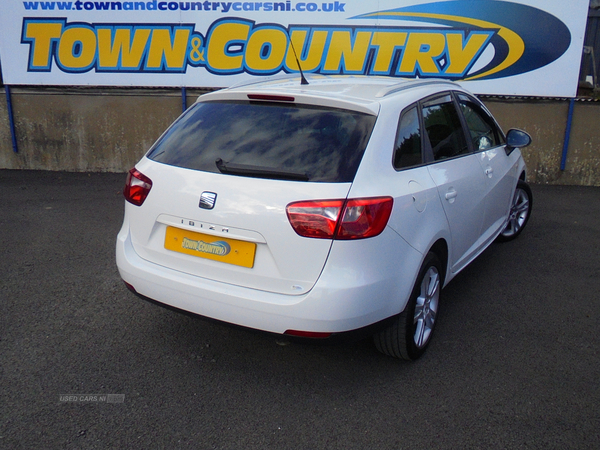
left=116, top=75, right=532, bottom=360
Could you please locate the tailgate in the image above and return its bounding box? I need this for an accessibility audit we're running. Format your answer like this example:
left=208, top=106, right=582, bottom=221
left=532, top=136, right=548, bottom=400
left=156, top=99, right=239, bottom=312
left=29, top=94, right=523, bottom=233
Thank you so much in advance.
left=127, top=159, right=352, bottom=296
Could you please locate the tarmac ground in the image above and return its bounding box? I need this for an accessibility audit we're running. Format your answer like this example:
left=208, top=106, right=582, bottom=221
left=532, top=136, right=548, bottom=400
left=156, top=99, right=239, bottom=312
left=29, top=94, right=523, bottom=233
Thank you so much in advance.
left=1, top=169, right=599, bottom=449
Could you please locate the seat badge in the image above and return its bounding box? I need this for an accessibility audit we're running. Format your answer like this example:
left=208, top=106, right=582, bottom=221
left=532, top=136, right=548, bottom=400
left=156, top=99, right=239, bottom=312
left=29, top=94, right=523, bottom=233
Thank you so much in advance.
left=199, top=192, right=217, bottom=210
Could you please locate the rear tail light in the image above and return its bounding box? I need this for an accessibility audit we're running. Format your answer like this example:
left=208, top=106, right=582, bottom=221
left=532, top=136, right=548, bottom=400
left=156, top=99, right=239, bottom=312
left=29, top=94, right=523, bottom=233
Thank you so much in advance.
left=286, top=199, right=344, bottom=239
left=124, top=168, right=153, bottom=206
left=286, top=197, right=393, bottom=240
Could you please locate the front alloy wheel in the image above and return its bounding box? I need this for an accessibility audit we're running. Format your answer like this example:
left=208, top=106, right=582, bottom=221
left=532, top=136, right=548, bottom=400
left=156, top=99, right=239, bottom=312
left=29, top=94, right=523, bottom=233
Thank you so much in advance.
left=374, top=252, right=442, bottom=360
left=497, top=180, right=532, bottom=242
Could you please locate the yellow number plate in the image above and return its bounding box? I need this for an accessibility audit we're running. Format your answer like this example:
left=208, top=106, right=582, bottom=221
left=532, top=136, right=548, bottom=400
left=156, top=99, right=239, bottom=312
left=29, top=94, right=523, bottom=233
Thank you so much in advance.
left=164, top=226, right=256, bottom=268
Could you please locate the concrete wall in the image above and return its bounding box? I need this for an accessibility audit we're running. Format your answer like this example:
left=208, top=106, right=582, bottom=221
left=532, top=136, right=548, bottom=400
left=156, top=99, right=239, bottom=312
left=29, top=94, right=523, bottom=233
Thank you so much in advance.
left=484, top=98, right=600, bottom=186
left=1, top=87, right=599, bottom=185
left=0, top=87, right=211, bottom=172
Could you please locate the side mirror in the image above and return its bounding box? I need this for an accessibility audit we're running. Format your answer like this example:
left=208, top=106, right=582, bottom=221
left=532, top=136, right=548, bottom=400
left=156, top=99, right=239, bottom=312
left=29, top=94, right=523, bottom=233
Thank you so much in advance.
left=506, top=128, right=532, bottom=152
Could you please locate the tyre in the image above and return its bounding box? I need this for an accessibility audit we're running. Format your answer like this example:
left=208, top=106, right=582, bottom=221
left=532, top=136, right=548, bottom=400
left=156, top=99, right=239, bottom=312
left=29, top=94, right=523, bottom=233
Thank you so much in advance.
left=497, top=180, right=532, bottom=242
left=374, top=252, right=442, bottom=360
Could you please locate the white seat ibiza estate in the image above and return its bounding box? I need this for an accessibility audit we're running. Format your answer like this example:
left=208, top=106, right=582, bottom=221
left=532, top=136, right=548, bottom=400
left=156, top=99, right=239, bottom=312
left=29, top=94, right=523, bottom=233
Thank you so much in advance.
left=116, top=75, right=532, bottom=360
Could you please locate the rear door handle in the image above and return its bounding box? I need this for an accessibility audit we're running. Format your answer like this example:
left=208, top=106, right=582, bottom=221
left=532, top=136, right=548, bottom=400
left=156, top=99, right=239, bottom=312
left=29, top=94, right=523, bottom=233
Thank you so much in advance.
left=445, top=189, right=457, bottom=202
left=485, top=167, right=493, bottom=177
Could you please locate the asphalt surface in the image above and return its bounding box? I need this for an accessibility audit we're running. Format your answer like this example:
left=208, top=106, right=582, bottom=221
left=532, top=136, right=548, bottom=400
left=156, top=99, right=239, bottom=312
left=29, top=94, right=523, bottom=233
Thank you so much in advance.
left=1, top=169, right=599, bottom=449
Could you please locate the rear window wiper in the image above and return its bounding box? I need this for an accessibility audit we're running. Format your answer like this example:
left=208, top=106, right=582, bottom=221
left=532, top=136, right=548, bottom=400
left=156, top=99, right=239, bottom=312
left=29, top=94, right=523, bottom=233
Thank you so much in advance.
left=215, top=158, right=309, bottom=181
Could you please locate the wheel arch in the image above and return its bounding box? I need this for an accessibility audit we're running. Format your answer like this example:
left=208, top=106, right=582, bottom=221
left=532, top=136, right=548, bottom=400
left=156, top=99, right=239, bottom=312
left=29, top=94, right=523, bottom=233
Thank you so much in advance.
left=429, top=238, right=448, bottom=286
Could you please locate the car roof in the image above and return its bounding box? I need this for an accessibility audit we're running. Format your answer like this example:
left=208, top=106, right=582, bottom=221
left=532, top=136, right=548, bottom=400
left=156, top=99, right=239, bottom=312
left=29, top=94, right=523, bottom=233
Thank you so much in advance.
left=197, top=75, right=461, bottom=116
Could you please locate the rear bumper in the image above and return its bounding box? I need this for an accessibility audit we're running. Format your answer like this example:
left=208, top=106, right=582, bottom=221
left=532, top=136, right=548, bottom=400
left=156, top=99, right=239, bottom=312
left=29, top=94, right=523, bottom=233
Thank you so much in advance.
left=116, top=222, right=423, bottom=335
left=126, top=286, right=398, bottom=343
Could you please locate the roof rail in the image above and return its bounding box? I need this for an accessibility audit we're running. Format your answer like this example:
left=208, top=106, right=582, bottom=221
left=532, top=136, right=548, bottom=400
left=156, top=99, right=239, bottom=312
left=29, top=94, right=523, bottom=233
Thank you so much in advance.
left=376, top=79, right=458, bottom=98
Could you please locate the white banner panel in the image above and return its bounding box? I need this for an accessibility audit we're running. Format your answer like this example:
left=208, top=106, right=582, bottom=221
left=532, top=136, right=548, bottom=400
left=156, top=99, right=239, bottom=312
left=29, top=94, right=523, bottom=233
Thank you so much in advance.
left=0, top=0, right=590, bottom=96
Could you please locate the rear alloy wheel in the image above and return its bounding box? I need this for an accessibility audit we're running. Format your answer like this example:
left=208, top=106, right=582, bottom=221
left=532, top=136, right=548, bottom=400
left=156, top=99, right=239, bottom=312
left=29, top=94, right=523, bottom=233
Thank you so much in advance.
left=497, top=180, right=532, bottom=242
left=374, top=253, right=442, bottom=360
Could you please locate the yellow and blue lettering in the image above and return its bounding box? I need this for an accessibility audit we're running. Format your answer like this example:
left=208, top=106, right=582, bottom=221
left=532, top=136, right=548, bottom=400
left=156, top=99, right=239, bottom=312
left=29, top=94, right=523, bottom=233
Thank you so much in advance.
left=284, top=28, right=328, bottom=72
left=20, top=18, right=496, bottom=80
left=244, top=25, right=289, bottom=74
left=56, top=23, right=97, bottom=72
left=22, top=19, right=195, bottom=73
left=370, top=31, right=408, bottom=75
left=322, top=29, right=372, bottom=74
left=96, top=26, right=151, bottom=70
left=444, top=31, right=493, bottom=77
left=206, top=19, right=251, bottom=74
left=145, top=26, right=192, bottom=71
left=22, top=19, right=65, bottom=71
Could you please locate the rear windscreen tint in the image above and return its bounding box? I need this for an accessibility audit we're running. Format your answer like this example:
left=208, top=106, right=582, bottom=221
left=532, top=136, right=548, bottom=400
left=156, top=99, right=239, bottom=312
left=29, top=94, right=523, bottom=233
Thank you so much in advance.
left=147, top=101, right=377, bottom=182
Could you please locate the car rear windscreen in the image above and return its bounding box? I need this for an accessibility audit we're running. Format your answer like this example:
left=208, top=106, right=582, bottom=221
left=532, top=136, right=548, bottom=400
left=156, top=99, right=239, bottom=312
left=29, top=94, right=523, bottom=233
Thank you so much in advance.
left=147, top=100, right=377, bottom=183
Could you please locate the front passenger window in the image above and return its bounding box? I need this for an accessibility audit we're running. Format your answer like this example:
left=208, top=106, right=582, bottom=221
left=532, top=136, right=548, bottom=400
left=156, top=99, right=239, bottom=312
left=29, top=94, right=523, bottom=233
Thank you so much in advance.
left=457, top=94, right=502, bottom=151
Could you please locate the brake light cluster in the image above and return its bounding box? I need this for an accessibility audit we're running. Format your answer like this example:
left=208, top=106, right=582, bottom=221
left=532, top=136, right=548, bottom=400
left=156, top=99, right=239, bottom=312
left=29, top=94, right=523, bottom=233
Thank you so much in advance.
left=286, top=197, right=393, bottom=240
left=124, top=168, right=153, bottom=206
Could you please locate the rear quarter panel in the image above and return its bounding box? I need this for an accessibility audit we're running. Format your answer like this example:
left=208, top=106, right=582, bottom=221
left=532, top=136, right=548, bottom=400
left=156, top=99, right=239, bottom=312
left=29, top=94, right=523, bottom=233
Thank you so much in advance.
left=347, top=88, right=453, bottom=284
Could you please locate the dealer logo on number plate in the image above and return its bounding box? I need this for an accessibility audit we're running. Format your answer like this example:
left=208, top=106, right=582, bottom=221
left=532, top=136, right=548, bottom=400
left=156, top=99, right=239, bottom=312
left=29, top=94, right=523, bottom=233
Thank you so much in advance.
left=165, top=226, right=256, bottom=268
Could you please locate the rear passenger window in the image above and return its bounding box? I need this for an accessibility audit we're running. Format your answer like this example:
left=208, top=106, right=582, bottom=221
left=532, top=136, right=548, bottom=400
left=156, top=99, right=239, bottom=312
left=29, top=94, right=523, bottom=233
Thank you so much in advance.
left=422, top=95, right=468, bottom=161
left=394, top=106, right=422, bottom=169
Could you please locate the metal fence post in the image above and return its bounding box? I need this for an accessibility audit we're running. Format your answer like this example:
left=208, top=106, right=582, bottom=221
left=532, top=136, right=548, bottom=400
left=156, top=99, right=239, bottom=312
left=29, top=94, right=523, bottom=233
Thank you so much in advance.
left=560, top=98, right=576, bottom=171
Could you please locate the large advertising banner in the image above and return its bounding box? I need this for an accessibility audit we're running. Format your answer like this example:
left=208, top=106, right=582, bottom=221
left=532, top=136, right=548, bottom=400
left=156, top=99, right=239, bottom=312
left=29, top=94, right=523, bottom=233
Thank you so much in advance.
left=0, top=0, right=590, bottom=96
